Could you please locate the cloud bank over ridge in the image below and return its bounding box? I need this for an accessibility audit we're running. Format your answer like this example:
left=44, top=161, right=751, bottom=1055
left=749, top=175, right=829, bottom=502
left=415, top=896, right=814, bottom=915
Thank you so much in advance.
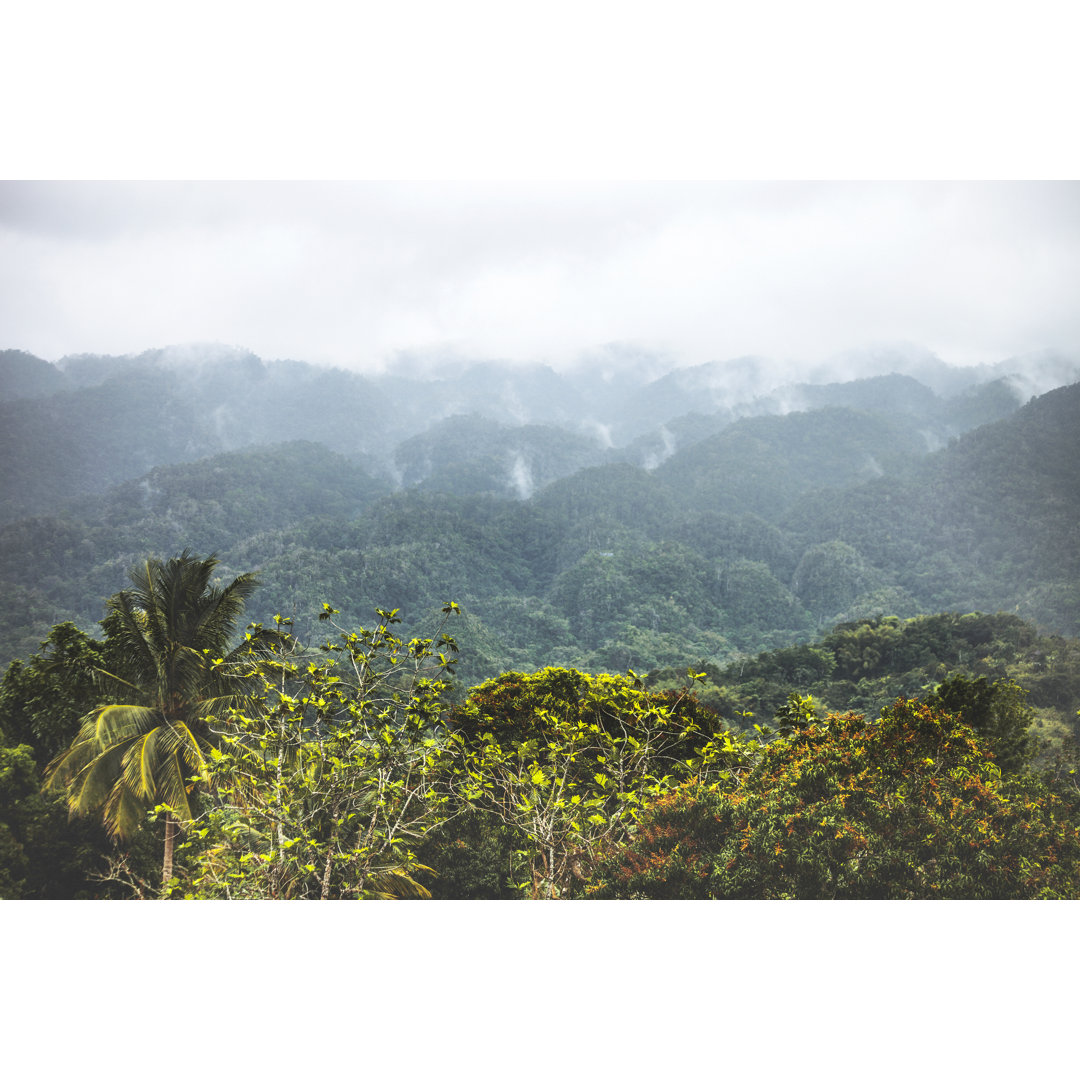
left=2, top=180, right=1078, bottom=376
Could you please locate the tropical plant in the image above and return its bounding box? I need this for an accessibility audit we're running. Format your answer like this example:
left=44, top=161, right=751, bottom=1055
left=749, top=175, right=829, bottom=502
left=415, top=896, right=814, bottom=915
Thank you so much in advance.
left=592, top=698, right=1080, bottom=899
left=178, top=603, right=461, bottom=899
left=44, top=551, right=280, bottom=888
left=0, top=741, right=116, bottom=899
left=926, top=673, right=1034, bottom=774
left=446, top=667, right=750, bottom=897
left=0, top=621, right=119, bottom=765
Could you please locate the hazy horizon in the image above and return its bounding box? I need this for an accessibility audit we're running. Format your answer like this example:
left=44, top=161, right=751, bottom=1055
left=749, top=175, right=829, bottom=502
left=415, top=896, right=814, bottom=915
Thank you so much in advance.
left=3, top=180, right=1078, bottom=378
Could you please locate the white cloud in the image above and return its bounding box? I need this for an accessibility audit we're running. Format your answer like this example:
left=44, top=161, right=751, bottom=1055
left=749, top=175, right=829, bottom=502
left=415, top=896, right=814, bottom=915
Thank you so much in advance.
left=1, top=180, right=1078, bottom=373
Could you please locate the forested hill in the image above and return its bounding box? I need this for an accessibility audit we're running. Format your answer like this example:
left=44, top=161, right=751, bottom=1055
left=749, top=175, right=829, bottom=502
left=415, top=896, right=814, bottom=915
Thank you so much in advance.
left=0, top=343, right=1068, bottom=524
left=782, top=381, right=1080, bottom=634
left=5, top=343, right=1080, bottom=903
left=647, top=609, right=1080, bottom=760
left=1, top=340, right=1078, bottom=686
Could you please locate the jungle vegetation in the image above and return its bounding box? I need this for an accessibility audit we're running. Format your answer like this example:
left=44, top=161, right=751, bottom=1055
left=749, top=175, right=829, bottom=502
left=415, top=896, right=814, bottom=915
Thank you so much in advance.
left=3, top=555, right=1079, bottom=899
left=2, top=347, right=1079, bottom=898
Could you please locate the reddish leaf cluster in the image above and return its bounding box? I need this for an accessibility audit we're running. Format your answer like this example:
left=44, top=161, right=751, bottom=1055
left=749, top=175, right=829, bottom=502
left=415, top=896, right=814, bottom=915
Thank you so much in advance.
left=592, top=699, right=1080, bottom=899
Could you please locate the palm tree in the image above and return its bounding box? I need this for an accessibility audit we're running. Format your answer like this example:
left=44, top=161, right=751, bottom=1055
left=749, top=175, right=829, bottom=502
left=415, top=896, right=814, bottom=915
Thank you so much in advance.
left=46, top=551, right=282, bottom=890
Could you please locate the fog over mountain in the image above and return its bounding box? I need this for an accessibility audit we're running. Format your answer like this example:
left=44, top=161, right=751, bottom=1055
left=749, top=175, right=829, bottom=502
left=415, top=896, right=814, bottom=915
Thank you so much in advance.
left=3, top=179, right=1080, bottom=686
left=4, top=340, right=1077, bottom=518
left=2, top=181, right=1078, bottom=379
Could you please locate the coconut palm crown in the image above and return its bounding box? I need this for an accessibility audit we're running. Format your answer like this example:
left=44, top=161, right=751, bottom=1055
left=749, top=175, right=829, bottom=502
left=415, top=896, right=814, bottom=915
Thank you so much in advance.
left=45, top=551, right=282, bottom=883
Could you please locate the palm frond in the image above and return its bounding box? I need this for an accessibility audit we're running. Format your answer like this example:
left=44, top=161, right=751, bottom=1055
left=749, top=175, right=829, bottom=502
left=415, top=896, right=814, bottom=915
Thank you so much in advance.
left=93, top=704, right=162, bottom=747
left=151, top=749, right=196, bottom=821
left=156, top=718, right=210, bottom=773
left=43, top=720, right=101, bottom=790
left=130, top=725, right=164, bottom=801
left=103, top=776, right=156, bottom=841
left=66, top=740, right=133, bottom=818
left=363, top=867, right=435, bottom=900
left=195, top=572, right=261, bottom=648
left=47, top=551, right=266, bottom=858
left=105, top=590, right=158, bottom=687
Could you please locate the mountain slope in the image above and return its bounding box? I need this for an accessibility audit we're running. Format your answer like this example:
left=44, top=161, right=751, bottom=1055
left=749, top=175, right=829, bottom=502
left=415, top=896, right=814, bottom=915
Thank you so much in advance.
left=782, top=381, right=1080, bottom=633
left=1, top=346, right=1078, bottom=679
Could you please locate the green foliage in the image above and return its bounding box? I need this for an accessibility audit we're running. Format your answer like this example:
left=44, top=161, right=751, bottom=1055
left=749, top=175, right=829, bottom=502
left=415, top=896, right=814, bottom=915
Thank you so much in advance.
left=448, top=666, right=727, bottom=746
left=178, top=604, right=461, bottom=899
left=445, top=667, right=748, bottom=897
left=927, top=673, right=1034, bottom=774
left=413, top=807, right=522, bottom=900
left=0, top=742, right=111, bottom=898
left=593, top=699, right=1080, bottom=899
left=772, top=692, right=821, bottom=735
left=0, top=622, right=117, bottom=765
left=44, top=552, right=282, bottom=887
left=664, top=612, right=1080, bottom=754
left=4, top=590, right=1079, bottom=901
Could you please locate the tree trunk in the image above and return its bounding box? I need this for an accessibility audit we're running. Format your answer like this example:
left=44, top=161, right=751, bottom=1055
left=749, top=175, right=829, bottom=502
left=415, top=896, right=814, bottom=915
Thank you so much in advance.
left=162, top=814, right=177, bottom=893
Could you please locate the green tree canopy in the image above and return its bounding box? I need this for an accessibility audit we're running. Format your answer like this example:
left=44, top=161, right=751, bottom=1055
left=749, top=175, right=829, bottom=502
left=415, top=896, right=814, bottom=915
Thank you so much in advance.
left=0, top=622, right=118, bottom=765
left=592, top=698, right=1080, bottom=899
left=178, top=604, right=461, bottom=899
left=446, top=667, right=747, bottom=897
left=927, top=673, right=1034, bottom=774
left=45, top=551, right=282, bottom=887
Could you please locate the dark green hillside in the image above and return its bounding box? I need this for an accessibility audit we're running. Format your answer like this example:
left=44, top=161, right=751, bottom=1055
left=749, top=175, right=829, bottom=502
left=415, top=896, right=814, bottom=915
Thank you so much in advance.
left=648, top=610, right=1080, bottom=761
left=654, top=406, right=929, bottom=518
left=929, top=381, right=1080, bottom=592
left=0, top=367, right=209, bottom=521
left=781, top=381, right=1080, bottom=635
left=240, top=491, right=560, bottom=647
left=393, top=414, right=607, bottom=495
left=88, top=440, right=390, bottom=549
left=2, top=382, right=1077, bottom=681
left=0, top=349, right=69, bottom=401
left=670, top=509, right=800, bottom=576
left=0, top=351, right=399, bottom=523
left=0, top=443, right=391, bottom=662
left=0, top=348, right=1076, bottom=686
left=530, top=463, right=677, bottom=570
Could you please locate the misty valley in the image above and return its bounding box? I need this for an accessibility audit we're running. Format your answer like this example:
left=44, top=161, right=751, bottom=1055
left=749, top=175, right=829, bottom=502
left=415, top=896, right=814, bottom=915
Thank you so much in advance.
left=3, top=342, right=1080, bottom=899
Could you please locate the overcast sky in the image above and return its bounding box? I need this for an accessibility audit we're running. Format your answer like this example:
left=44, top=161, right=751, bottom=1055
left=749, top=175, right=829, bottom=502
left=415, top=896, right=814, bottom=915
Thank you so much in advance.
left=4, top=5, right=1080, bottom=378
left=2, top=180, right=1078, bottom=374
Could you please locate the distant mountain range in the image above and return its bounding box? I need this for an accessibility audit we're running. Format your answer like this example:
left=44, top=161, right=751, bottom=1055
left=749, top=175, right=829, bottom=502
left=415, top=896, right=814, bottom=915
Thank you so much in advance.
left=2, top=342, right=1077, bottom=525
left=1, top=342, right=1078, bottom=679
